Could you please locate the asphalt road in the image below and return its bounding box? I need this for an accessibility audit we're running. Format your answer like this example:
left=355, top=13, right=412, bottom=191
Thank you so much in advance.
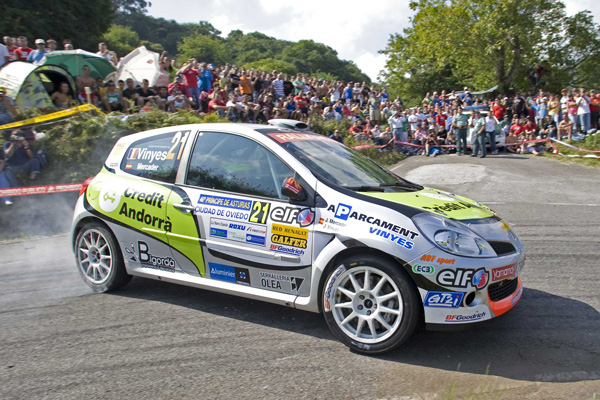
left=1, top=154, right=599, bottom=399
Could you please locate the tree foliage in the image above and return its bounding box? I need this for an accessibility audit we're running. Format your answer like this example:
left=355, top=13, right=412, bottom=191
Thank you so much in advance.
left=102, top=25, right=140, bottom=58
left=0, top=0, right=114, bottom=50
left=382, top=0, right=600, bottom=99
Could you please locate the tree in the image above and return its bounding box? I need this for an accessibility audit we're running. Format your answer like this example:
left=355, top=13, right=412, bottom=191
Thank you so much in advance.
left=112, top=0, right=150, bottom=14
left=177, top=34, right=227, bottom=65
left=243, top=59, right=297, bottom=76
left=0, top=0, right=114, bottom=50
left=102, top=25, right=140, bottom=58
left=381, top=0, right=600, bottom=99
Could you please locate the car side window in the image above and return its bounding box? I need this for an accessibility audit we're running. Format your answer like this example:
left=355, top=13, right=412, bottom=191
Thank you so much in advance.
left=121, top=130, right=192, bottom=183
left=186, top=131, right=293, bottom=199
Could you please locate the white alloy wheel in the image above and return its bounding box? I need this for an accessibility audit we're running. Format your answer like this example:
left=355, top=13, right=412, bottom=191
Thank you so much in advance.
left=77, top=228, right=114, bottom=284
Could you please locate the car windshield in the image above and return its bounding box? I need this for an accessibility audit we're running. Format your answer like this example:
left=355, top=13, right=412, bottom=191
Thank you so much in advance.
left=269, top=133, right=421, bottom=192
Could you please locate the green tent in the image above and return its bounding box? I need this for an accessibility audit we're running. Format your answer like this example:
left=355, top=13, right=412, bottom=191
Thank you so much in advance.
left=0, top=61, right=77, bottom=110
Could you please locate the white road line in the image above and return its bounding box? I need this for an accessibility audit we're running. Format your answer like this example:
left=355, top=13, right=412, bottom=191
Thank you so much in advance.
left=482, top=202, right=600, bottom=207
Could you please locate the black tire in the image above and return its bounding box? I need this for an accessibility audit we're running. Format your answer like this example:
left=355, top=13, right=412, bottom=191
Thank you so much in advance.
left=74, top=221, right=132, bottom=292
left=322, top=254, right=420, bottom=354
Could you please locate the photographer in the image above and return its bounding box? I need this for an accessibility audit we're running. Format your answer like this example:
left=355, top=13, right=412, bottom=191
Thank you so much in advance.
left=0, top=86, right=17, bottom=125
left=3, top=129, right=41, bottom=187
left=0, top=147, right=12, bottom=205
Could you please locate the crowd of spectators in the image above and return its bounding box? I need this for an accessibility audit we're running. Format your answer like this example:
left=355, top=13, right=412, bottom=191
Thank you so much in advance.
left=2, top=35, right=599, bottom=205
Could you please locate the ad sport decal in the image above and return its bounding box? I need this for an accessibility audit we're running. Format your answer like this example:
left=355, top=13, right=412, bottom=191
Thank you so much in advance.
left=423, top=291, right=464, bottom=308
left=209, top=262, right=251, bottom=285
left=436, top=268, right=489, bottom=290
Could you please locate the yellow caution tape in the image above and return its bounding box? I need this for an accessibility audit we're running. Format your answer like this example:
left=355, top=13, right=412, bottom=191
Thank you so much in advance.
left=0, top=104, right=104, bottom=131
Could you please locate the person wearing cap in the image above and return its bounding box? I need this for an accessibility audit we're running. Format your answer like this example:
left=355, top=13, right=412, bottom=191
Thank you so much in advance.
left=167, top=74, right=189, bottom=97
left=14, top=36, right=33, bottom=61
left=27, top=39, right=47, bottom=63
left=46, top=39, right=57, bottom=52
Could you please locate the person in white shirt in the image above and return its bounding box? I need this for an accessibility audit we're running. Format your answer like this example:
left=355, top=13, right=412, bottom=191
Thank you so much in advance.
left=576, top=89, right=591, bottom=133
left=484, top=112, right=498, bottom=154
left=0, top=43, right=9, bottom=67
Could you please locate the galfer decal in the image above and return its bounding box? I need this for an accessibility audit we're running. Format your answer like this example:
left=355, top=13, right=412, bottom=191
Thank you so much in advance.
left=259, top=271, right=304, bottom=292
left=323, top=265, right=346, bottom=311
left=492, top=264, right=516, bottom=282
left=271, top=234, right=307, bottom=249
left=420, top=254, right=456, bottom=265
left=208, top=262, right=250, bottom=285
left=327, top=204, right=419, bottom=239
left=423, top=291, right=464, bottom=308
left=445, top=311, right=487, bottom=322
left=368, top=227, right=414, bottom=250
left=197, top=194, right=252, bottom=211
left=436, top=268, right=489, bottom=290
left=412, top=265, right=435, bottom=275
left=270, top=206, right=314, bottom=227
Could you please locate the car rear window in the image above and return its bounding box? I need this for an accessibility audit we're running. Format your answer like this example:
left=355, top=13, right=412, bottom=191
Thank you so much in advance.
left=120, top=130, right=192, bottom=183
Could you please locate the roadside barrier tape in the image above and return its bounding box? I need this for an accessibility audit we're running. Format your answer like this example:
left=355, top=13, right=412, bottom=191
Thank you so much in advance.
left=549, top=137, right=600, bottom=153
left=0, top=183, right=82, bottom=197
left=393, top=138, right=555, bottom=149
left=351, top=137, right=395, bottom=150
left=0, top=104, right=104, bottom=131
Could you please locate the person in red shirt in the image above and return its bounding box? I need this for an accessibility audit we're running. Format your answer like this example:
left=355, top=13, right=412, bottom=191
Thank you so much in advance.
left=3, top=36, right=17, bottom=62
left=293, top=92, right=309, bottom=121
left=590, top=90, right=599, bottom=129
left=167, top=75, right=189, bottom=97
left=14, top=36, right=33, bottom=61
left=208, top=92, right=228, bottom=117
left=509, top=116, right=524, bottom=137
left=435, top=113, right=447, bottom=133
left=523, top=118, right=537, bottom=136
left=177, top=60, right=199, bottom=109
left=492, top=99, right=506, bottom=120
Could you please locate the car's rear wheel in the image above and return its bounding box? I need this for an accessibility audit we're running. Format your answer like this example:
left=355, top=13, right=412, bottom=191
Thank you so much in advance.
left=322, top=254, right=420, bottom=354
left=75, top=222, right=131, bottom=292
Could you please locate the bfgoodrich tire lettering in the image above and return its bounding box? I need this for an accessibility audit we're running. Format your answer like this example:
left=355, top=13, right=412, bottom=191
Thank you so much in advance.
left=322, top=254, right=420, bottom=354
left=75, top=222, right=131, bottom=292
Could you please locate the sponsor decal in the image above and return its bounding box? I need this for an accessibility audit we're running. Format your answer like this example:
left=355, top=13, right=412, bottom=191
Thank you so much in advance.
left=283, top=177, right=302, bottom=195
left=98, top=186, right=122, bottom=213
left=317, top=217, right=346, bottom=233
left=327, top=204, right=419, bottom=239
left=194, top=206, right=249, bottom=221
left=208, top=262, right=250, bottom=285
left=136, top=241, right=176, bottom=271
left=116, top=187, right=171, bottom=231
left=271, top=234, right=307, bottom=249
left=109, top=162, right=118, bottom=168
left=268, top=132, right=334, bottom=143
left=258, top=271, right=304, bottom=292
left=124, top=187, right=165, bottom=208
left=436, top=268, right=489, bottom=290
left=510, top=284, right=523, bottom=306
left=492, top=264, right=516, bottom=282
left=420, top=192, right=456, bottom=201
left=323, top=265, right=346, bottom=311
left=500, top=221, right=511, bottom=231
left=445, top=311, right=487, bottom=322
left=209, top=218, right=266, bottom=246
left=197, top=194, right=252, bottom=211
left=112, top=141, right=126, bottom=156
left=270, top=244, right=305, bottom=256
left=271, top=223, right=308, bottom=239
left=133, top=163, right=160, bottom=171
left=423, top=201, right=476, bottom=215
left=270, top=206, right=314, bottom=227
left=420, top=254, right=456, bottom=265
left=423, top=291, right=464, bottom=308
left=368, top=227, right=414, bottom=250
left=412, top=265, right=435, bottom=275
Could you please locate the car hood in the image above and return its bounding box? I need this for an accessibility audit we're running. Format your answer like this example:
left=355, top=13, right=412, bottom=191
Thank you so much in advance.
left=359, top=187, right=495, bottom=220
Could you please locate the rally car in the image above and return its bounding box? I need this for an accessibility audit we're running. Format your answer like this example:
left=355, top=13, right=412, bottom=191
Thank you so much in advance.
left=72, top=122, right=525, bottom=354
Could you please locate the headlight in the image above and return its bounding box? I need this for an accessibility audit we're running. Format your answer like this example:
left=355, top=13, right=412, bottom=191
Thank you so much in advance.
left=413, top=213, right=497, bottom=257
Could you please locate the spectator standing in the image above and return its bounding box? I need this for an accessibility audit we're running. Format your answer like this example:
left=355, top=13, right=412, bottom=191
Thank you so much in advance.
left=155, top=60, right=171, bottom=89
left=576, top=89, right=591, bottom=133
left=178, top=60, right=200, bottom=109
left=96, top=42, right=117, bottom=65
left=451, top=107, right=469, bottom=156
left=0, top=147, right=12, bottom=205
left=0, top=86, right=17, bottom=124
left=389, top=110, right=407, bottom=148
left=566, top=94, right=578, bottom=131
left=272, top=73, right=285, bottom=99
left=512, top=92, right=527, bottom=119
left=484, top=111, right=498, bottom=154
left=0, top=41, right=9, bottom=67
left=3, top=36, right=17, bottom=62
left=293, top=74, right=305, bottom=96
left=590, top=90, right=599, bottom=130
left=46, top=39, right=57, bottom=52
left=560, top=89, right=569, bottom=121
left=27, top=39, right=47, bottom=63
left=492, top=99, right=506, bottom=121
left=344, top=82, right=353, bottom=105
left=168, top=74, right=188, bottom=97
left=239, top=71, right=252, bottom=97
left=548, top=94, right=561, bottom=126
left=368, top=93, right=381, bottom=124
left=471, top=110, right=487, bottom=158
left=14, top=36, right=33, bottom=61
left=76, top=65, right=98, bottom=104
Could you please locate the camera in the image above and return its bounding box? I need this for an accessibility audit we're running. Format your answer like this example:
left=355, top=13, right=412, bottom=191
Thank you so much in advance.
left=11, top=135, right=25, bottom=141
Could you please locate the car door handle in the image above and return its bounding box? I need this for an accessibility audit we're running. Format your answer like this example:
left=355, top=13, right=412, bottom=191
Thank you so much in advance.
left=173, top=202, right=195, bottom=213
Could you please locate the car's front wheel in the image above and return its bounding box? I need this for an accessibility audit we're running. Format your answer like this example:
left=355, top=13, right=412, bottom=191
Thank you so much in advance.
left=322, top=254, right=420, bottom=354
left=75, top=222, right=131, bottom=292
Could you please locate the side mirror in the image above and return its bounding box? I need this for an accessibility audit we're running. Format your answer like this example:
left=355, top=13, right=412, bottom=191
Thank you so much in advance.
left=281, top=177, right=306, bottom=201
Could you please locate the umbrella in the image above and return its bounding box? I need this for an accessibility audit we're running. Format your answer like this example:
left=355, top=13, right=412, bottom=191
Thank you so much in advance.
left=40, top=50, right=116, bottom=80
left=116, top=46, right=160, bottom=86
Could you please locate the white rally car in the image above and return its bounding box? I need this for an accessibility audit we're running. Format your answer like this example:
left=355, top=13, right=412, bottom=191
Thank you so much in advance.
left=72, top=122, right=525, bottom=354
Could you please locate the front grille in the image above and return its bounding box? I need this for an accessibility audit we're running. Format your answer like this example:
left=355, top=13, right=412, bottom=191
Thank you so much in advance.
left=488, top=241, right=516, bottom=256
left=488, top=278, right=519, bottom=302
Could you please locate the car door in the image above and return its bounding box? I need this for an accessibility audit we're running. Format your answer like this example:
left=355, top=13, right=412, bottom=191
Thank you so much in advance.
left=165, top=130, right=315, bottom=297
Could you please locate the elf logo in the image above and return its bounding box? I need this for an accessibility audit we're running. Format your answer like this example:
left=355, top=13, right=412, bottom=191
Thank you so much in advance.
left=436, top=268, right=489, bottom=290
